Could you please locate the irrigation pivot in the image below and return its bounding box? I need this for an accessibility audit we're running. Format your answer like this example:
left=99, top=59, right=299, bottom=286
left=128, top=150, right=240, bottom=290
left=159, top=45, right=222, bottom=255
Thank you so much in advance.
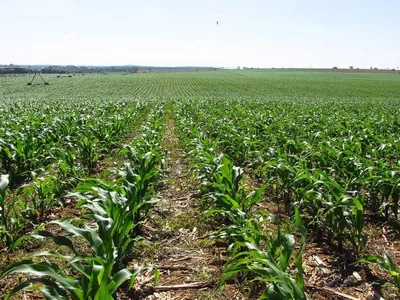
left=27, top=68, right=49, bottom=85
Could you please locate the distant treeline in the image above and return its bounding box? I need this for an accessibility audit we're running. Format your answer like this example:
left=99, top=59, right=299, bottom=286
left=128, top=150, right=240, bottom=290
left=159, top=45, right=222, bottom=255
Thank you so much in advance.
left=0, top=67, right=33, bottom=74
left=0, top=64, right=219, bottom=74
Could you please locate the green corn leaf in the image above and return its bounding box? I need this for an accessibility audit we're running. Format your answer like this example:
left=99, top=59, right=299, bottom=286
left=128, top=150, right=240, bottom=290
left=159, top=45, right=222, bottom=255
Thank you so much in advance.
left=109, top=269, right=134, bottom=292
left=0, top=260, right=80, bottom=291
left=31, top=230, right=79, bottom=255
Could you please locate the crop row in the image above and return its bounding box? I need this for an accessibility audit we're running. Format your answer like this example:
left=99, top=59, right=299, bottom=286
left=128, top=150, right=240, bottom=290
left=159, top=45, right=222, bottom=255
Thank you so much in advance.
left=174, top=95, right=400, bottom=297
left=0, top=97, right=150, bottom=185
left=0, top=102, right=166, bottom=299
left=174, top=103, right=308, bottom=299
left=0, top=99, right=154, bottom=247
left=177, top=97, right=400, bottom=255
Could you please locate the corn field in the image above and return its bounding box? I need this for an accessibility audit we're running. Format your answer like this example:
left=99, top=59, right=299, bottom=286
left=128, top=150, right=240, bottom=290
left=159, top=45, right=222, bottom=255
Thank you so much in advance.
left=0, top=71, right=400, bottom=299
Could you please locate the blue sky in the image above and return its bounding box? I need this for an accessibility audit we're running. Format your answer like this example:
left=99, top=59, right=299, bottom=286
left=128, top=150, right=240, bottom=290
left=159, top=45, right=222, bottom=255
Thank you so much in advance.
left=1, top=0, right=399, bottom=68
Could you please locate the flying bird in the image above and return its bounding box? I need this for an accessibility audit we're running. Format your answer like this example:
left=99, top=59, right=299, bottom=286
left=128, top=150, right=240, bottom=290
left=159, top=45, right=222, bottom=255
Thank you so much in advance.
left=216, top=21, right=219, bottom=25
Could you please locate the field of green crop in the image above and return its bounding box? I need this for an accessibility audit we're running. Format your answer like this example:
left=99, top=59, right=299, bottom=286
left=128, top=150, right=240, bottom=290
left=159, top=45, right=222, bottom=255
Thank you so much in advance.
left=1, top=70, right=400, bottom=299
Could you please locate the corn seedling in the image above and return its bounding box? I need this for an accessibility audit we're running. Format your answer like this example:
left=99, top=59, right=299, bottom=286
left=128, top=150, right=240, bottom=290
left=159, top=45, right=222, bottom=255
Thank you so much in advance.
left=358, top=253, right=400, bottom=294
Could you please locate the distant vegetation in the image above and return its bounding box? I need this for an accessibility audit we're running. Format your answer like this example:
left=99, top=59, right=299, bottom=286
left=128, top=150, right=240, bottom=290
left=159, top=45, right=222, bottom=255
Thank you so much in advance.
left=0, top=64, right=219, bottom=74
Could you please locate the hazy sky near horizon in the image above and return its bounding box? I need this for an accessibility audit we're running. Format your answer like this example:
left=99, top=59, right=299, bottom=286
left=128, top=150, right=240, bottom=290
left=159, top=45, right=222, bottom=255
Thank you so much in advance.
left=1, top=0, right=399, bottom=68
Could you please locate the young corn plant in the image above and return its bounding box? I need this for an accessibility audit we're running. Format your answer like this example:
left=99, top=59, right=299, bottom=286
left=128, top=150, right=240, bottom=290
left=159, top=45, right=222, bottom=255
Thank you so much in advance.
left=123, top=163, right=160, bottom=229
left=76, top=186, right=137, bottom=271
left=78, top=136, right=99, bottom=174
left=58, top=149, right=80, bottom=184
left=19, top=175, right=59, bottom=223
left=0, top=218, right=153, bottom=300
left=74, top=162, right=159, bottom=269
left=220, top=209, right=307, bottom=300
left=206, top=183, right=269, bottom=251
left=203, top=155, right=267, bottom=229
left=295, top=169, right=367, bottom=258
left=258, top=158, right=297, bottom=211
left=358, top=253, right=400, bottom=295
left=124, top=147, right=161, bottom=202
left=376, top=168, right=400, bottom=221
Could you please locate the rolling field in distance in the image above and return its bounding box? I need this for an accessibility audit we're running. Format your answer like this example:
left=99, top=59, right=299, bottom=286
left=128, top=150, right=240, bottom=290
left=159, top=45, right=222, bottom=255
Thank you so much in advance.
left=1, top=70, right=400, bottom=299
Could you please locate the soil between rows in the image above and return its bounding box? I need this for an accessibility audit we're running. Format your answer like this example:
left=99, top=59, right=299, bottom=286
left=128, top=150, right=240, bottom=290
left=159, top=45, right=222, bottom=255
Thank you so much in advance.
left=127, top=105, right=248, bottom=299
